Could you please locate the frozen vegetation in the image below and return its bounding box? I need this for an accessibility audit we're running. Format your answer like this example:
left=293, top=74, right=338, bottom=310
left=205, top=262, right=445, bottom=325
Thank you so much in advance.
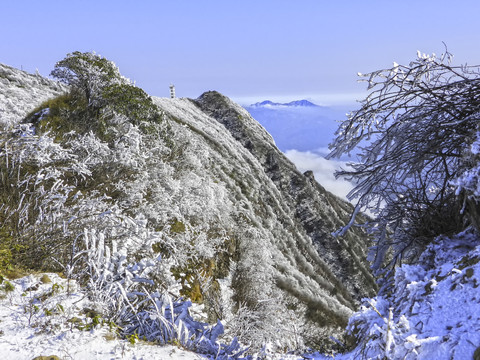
left=1, top=50, right=480, bottom=359
left=0, top=54, right=373, bottom=358
left=2, top=231, right=479, bottom=359
left=0, top=273, right=210, bottom=359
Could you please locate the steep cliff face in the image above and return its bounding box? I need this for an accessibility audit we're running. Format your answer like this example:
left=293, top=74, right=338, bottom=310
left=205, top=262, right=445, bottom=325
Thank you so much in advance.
left=0, top=64, right=375, bottom=350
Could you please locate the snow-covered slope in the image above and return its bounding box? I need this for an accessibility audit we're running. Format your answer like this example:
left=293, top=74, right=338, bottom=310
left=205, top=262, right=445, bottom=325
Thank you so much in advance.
left=0, top=62, right=374, bottom=354
left=0, top=63, right=67, bottom=128
left=306, top=230, right=480, bottom=360
left=150, top=95, right=377, bottom=341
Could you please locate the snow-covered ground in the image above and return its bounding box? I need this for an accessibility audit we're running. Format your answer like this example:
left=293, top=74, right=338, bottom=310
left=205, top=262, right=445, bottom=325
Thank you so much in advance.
left=306, top=230, right=480, bottom=360
left=4, top=229, right=479, bottom=360
left=0, top=273, right=207, bottom=359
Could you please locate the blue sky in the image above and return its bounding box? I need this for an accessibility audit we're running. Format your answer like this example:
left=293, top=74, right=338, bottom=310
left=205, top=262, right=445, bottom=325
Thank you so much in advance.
left=3, top=0, right=480, bottom=105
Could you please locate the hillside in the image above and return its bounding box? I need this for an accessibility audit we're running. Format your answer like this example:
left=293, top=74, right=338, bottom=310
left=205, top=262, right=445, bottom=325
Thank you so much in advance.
left=0, top=63, right=67, bottom=128
left=1, top=53, right=480, bottom=360
left=0, top=57, right=375, bottom=356
left=309, top=230, right=480, bottom=360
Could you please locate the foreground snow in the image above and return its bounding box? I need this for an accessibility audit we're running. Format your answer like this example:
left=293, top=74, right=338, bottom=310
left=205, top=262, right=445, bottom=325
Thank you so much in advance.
left=4, top=229, right=479, bottom=360
left=0, top=273, right=304, bottom=360
left=0, top=273, right=207, bottom=359
left=316, top=230, right=480, bottom=360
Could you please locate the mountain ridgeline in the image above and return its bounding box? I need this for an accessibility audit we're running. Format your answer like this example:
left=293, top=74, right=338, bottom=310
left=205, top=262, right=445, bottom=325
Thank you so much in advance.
left=248, top=99, right=320, bottom=107
left=0, top=60, right=375, bottom=350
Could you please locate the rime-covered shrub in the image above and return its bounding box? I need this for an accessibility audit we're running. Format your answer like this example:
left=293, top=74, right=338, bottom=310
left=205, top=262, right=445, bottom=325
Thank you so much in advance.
left=101, top=83, right=161, bottom=125
left=50, top=51, right=126, bottom=107
left=74, top=218, right=250, bottom=359
left=328, top=50, right=480, bottom=285
left=28, top=52, right=161, bottom=142
left=345, top=230, right=480, bottom=360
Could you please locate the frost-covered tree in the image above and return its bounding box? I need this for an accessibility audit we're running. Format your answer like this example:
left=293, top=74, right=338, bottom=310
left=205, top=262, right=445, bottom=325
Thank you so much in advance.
left=30, top=52, right=161, bottom=140
left=101, top=83, right=161, bottom=125
left=328, top=49, right=480, bottom=284
left=50, top=51, right=125, bottom=107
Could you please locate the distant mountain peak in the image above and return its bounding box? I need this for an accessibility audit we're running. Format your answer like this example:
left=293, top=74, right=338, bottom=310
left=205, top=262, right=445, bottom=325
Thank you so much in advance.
left=249, top=99, right=320, bottom=108
left=284, top=99, right=319, bottom=107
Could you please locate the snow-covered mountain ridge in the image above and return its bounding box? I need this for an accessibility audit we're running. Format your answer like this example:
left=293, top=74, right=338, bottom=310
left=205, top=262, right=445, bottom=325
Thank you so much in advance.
left=0, top=60, right=374, bottom=355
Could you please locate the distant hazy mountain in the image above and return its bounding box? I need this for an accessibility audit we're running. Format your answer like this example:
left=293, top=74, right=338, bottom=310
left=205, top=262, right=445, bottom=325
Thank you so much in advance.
left=249, top=99, right=321, bottom=108
left=244, top=100, right=350, bottom=152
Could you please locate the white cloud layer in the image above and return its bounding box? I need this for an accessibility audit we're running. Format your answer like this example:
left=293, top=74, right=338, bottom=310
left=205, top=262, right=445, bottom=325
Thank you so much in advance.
left=284, top=149, right=354, bottom=201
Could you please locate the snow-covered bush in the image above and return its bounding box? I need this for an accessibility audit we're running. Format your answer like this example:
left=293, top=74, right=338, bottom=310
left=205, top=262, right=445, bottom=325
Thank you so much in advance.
left=61, top=212, right=251, bottom=359
left=50, top=51, right=126, bottom=108
left=344, top=230, right=480, bottom=360
left=451, top=131, right=480, bottom=229
left=101, top=83, right=161, bottom=125
left=346, top=297, right=413, bottom=359
left=328, top=49, right=480, bottom=283
left=26, top=52, right=161, bottom=145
